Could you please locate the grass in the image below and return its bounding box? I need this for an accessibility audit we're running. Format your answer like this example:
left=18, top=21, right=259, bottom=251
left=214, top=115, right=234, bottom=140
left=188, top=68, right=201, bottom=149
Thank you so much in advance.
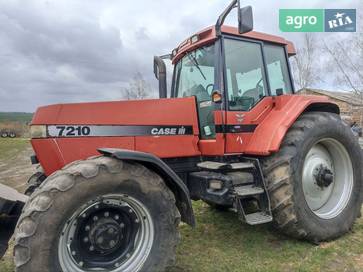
left=0, top=112, right=32, bottom=124
left=0, top=138, right=29, bottom=161
left=172, top=202, right=363, bottom=272
left=0, top=139, right=362, bottom=271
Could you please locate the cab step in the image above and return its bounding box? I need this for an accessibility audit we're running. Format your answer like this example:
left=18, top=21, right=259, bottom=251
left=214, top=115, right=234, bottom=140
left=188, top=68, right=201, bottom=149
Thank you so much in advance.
left=245, top=212, right=273, bottom=225
left=197, top=161, right=254, bottom=170
left=234, top=185, right=264, bottom=197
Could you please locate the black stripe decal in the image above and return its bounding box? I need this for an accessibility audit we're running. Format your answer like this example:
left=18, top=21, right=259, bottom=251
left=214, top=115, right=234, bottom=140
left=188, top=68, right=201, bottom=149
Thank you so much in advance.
left=47, top=125, right=194, bottom=138
left=215, top=124, right=257, bottom=133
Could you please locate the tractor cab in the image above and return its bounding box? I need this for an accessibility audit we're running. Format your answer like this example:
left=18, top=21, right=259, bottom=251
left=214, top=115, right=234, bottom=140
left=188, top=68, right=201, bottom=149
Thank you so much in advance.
left=154, top=0, right=297, bottom=154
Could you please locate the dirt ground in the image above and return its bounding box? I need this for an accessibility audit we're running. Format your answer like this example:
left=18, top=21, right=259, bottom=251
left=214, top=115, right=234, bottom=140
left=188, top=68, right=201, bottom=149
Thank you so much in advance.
left=0, top=145, right=36, bottom=194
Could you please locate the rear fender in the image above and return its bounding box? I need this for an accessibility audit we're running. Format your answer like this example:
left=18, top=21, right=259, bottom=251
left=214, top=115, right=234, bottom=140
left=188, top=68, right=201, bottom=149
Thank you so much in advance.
left=98, top=148, right=195, bottom=227
left=244, top=95, right=340, bottom=155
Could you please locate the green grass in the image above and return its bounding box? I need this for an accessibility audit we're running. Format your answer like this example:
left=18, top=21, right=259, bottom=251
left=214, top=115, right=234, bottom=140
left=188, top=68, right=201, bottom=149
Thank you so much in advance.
left=0, top=112, right=32, bottom=124
left=0, top=138, right=29, bottom=161
left=172, top=201, right=363, bottom=272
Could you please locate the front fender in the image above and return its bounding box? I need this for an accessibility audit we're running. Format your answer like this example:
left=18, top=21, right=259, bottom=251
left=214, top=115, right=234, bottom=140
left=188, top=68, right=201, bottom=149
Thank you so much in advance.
left=98, top=148, right=195, bottom=227
left=245, top=95, right=339, bottom=155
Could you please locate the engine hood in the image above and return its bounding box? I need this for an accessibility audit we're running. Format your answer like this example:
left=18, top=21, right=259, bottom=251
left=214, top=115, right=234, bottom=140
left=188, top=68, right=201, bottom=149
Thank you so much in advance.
left=31, top=97, right=199, bottom=132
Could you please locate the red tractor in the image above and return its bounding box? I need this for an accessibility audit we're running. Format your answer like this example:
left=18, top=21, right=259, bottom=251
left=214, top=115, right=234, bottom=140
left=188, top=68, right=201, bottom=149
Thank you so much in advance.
left=4, top=1, right=362, bottom=271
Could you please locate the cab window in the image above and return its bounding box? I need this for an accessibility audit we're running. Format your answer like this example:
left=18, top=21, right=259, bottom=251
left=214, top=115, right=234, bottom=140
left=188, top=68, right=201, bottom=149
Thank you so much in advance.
left=174, top=44, right=216, bottom=139
left=264, top=44, right=293, bottom=95
left=224, top=39, right=268, bottom=111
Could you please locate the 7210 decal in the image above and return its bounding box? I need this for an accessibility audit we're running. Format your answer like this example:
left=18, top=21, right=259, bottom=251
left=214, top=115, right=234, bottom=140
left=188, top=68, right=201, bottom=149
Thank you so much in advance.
left=46, top=125, right=194, bottom=138
left=54, top=126, right=91, bottom=137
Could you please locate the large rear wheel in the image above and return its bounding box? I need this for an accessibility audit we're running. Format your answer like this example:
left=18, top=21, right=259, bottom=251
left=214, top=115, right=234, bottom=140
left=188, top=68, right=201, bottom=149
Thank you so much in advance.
left=14, top=156, right=180, bottom=272
left=262, top=112, right=362, bottom=243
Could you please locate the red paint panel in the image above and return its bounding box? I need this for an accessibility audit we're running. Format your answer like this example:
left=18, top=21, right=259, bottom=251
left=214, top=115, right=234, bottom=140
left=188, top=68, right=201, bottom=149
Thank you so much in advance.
left=135, top=135, right=200, bottom=158
left=198, top=134, right=225, bottom=156
left=173, top=26, right=296, bottom=63
left=225, top=97, right=273, bottom=153
left=32, top=97, right=200, bottom=135
left=32, top=137, right=134, bottom=176
left=244, top=95, right=336, bottom=155
left=225, top=133, right=253, bottom=154
left=31, top=139, right=65, bottom=176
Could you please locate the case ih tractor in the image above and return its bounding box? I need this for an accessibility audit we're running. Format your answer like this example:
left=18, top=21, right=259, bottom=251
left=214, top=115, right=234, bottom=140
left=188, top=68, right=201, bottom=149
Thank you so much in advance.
left=0, top=1, right=361, bottom=271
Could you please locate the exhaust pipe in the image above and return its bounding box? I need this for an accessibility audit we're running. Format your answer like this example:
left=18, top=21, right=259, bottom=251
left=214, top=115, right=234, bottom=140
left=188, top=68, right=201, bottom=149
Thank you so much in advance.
left=153, top=56, right=167, bottom=98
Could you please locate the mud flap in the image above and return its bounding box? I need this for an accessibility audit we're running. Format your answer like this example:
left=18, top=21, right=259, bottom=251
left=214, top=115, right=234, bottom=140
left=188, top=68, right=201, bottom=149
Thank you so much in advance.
left=0, top=184, right=28, bottom=258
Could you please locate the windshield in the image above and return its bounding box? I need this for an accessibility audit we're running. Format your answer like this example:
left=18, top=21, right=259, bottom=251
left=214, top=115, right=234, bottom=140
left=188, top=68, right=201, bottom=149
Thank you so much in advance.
left=174, top=44, right=215, bottom=102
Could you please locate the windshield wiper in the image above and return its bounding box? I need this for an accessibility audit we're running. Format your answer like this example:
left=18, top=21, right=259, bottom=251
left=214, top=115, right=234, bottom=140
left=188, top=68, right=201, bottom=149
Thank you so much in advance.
left=187, top=53, right=206, bottom=80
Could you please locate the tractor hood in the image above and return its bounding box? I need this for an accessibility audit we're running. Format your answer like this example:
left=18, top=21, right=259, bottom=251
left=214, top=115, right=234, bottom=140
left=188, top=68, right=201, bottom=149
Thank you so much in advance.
left=30, top=97, right=201, bottom=176
left=31, top=97, right=199, bottom=129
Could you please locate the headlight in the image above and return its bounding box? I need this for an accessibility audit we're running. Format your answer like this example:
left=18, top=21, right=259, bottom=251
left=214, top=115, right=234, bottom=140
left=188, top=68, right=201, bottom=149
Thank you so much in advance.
left=30, top=125, right=47, bottom=138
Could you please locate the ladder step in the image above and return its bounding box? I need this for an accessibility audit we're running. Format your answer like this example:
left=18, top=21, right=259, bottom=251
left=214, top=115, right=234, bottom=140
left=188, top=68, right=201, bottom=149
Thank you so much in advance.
left=197, top=161, right=255, bottom=170
left=229, top=162, right=255, bottom=169
left=245, top=212, right=273, bottom=225
left=234, top=185, right=264, bottom=196
left=197, top=161, right=228, bottom=170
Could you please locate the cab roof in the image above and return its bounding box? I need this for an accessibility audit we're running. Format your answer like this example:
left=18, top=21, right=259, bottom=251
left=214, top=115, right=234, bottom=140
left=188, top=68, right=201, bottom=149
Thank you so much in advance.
left=172, top=25, right=296, bottom=64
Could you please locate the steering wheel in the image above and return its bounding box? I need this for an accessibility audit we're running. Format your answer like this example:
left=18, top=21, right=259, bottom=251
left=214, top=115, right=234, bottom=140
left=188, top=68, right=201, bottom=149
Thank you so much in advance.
left=205, top=84, right=214, bottom=95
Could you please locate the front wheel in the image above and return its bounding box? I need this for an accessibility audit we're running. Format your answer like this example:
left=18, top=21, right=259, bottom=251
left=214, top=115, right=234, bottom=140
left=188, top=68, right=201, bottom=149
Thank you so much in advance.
left=262, top=112, right=362, bottom=243
left=14, top=156, right=180, bottom=272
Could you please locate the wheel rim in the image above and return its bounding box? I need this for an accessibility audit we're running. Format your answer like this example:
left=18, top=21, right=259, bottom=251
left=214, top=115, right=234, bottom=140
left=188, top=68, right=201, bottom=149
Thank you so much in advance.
left=302, top=138, right=353, bottom=219
left=58, top=194, right=154, bottom=272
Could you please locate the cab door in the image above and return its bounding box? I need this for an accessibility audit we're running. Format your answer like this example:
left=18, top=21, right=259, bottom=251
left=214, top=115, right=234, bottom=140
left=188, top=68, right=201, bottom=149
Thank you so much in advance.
left=222, top=37, right=295, bottom=154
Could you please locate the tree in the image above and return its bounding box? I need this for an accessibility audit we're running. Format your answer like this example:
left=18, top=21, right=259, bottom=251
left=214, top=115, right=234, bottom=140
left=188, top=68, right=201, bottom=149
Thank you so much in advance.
left=323, top=13, right=363, bottom=95
left=290, top=33, right=321, bottom=90
left=122, top=72, right=150, bottom=100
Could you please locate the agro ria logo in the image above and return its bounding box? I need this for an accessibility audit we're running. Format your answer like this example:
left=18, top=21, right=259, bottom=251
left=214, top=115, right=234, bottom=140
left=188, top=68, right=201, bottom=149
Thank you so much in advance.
left=325, top=9, right=356, bottom=32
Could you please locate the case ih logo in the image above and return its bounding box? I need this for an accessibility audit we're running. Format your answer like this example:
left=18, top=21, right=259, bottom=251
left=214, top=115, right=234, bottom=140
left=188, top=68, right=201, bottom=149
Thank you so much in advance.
left=325, top=9, right=356, bottom=32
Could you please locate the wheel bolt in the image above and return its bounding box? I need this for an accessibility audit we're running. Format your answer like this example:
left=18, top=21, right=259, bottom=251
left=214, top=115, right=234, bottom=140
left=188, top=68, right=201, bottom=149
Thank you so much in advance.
left=83, top=237, right=89, bottom=243
left=93, top=216, right=98, bottom=221
left=85, top=225, right=90, bottom=231
left=126, top=253, right=131, bottom=258
left=120, top=223, right=125, bottom=228
left=109, top=240, right=116, bottom=247
left=79, top=261, right=84, bottom=267
left=104, top=212, right=109, bottom=217
left=135, top=219, right=139, bottom=223
left=114, top=215, right=119, bottom=220
left=82, top=213, right=87, bottom=218
left=95, top=205, right=99, bottom=209
left=71, top=251, right=76, bottom=256
left=128, top=209, right=132, bottom=213
left=108, top=228, right=114, bottom=234
left=115, top=262, right=120, bottom=267
left=89, top=246, right=94, bottom=251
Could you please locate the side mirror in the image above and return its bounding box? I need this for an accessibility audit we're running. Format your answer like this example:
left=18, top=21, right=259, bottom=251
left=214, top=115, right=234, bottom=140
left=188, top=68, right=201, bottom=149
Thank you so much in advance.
left=238, top=6, right=253, bottom=34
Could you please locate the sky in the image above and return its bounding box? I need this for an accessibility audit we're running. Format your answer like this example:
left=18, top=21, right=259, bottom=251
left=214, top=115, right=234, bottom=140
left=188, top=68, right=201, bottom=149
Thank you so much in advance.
left=0, top=0, right=359, bottom=112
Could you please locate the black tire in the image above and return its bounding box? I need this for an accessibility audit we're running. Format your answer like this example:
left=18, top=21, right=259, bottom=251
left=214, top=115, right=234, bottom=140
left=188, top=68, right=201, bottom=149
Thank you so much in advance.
left=1, top=132, right=8, bottom=138
left=9, top=132, right=16, bottom=138
left=24, top=171, right=47, bottom=196
left=261, top=112, right=362, bottom=243
left=14, top=156, right=180, bottom=272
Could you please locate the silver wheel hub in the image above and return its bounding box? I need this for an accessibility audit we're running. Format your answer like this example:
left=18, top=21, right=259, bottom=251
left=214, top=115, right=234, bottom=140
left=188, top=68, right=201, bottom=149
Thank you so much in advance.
left=302, top=138, right=353, bottom=219
left=58, top=194, right=154, bottom=272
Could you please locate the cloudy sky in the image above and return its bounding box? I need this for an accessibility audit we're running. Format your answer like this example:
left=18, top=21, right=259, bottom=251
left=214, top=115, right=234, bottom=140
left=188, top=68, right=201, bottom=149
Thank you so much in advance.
left=0, top=0, right=359, bottom=112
